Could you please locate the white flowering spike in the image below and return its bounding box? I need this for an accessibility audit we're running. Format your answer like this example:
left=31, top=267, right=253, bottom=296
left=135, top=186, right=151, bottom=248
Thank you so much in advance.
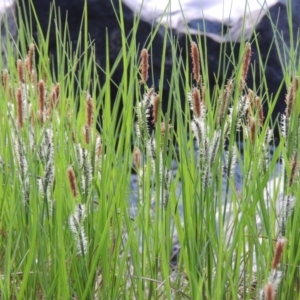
left=280, top=114, right=287, bottom=138
left=224, top=145, right=237, bottom=179
left=161, top=169, right=172, bottom=207
left=209, top=130, right=221, bottom=167
left=202, top=165, right=212, bottom=190
left=147, top=138, right=157, bottom=167
left=95, top=135, right=102, bottom=166
left=42, top=129, right=55, bottom=184
left=137, top=167, right=146, bottom=204
left=74, top=143, right=93, bottom=195
left=279, top=194, right=295, bottom=237
left=81, top=148, right=93, bottom=195
left=191, top=118, right=206, bottom=147
left=13, top=135, right=30, bottom=204
left=69, top=204, right=88, bottom=256
left=75, top=143, right=84, bottom=168
left=14, top=135, right=28, bottom=181
left=236, top=95, right=250, bottom=131
left=135, top=89, right=158, bottom=138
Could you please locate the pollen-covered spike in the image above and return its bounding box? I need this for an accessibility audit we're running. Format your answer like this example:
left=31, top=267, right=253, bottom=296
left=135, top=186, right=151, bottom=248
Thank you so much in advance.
left=81, top=148, right=93, bottom=195
left=289, top=151, right=298, bottom=187
left=162, top=169, right=172, bottom=208
left=75, top=143, right=84, bottom=168
left=147, top=138, right=156, bottom=162
left=280, top=114, right=287, bottom=138
left=191, top=118, right=206, bottom=147
left=209, top=130, right=221, bottom=167
left=43, top=128, right=55, bottom=186
left=224, top=145, right=237, bottom=179
left=69, top=204, right=87, bottom=256
left=202, top=165, right=212, bottom=190
left=260, top=270, right=282, bottom=300
left=14, top=135, right=28, bottom=181
left=268, top=270, right=282, bottom=296
left=279, top=194, right=295, bottom=237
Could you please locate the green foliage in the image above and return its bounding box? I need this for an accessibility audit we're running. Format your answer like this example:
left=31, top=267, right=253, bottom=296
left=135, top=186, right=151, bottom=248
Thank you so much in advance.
left=0, top=0, right=300, bottom=299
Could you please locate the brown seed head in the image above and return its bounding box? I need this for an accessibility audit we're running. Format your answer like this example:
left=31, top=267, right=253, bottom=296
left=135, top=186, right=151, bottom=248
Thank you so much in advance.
left=26, top=43, right=35, bottom=74
left=191, top=42, right=200, bottom=82
left=85, top=93, right=93, bottom=128
left=192, top=87, right=202, bottom=118
left=30, top=69, right=36, bottom=84
left=249, top=117, right=256, bottom=144
left=96, top=134, right=102, bottom=158
left=285, top=77, right=299, bottom=118
left=289, top=152, right=298, bottom=187
left=240, top=42, right=252, bottom=89
left=248, top=89, right=255, bottom=102
left=29, top=105, right=35, bottom=127
left=140, top=48, right=149, bottom=83
left=48, top=83, right=60, bottom=115
left=218, top=79, right=233, bottom=125
left=54, top=83, right=60, bottom=100
left=226, top=79, right=233, bottom=94
left=17, top=60, right=24, bottom=83
left=271, top=237, right=286, bottom=270
left=133, top=147, right=141, bottom=170
left=72, top=130, right=76, bottom=143
left=38, top=80, right=45, bottom=123
left=264, top=283, right=275, bottom=300
left=258, top=107, right=264, bottom=127
left=152, top=94, right=159, bottom=124
left=2, top=69, right=8, bottom=91
left=254, top=97, right=264, bottom=126
left=292, top=77, right=299, bottom=101
left=160, top=122, right=173, bottom=136
left=83, top=124, right=90, bottom=145
left=67, top=166, right=78, bottom=198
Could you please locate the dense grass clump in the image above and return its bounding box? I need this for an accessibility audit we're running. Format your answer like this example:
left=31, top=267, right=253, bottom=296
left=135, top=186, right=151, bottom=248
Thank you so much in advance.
left=0, top=1, right=300, bottom=299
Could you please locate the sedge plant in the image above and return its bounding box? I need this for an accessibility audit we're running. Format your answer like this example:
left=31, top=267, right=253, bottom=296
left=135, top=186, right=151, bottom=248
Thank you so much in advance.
left=0, top=0, right=300, bottom=299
